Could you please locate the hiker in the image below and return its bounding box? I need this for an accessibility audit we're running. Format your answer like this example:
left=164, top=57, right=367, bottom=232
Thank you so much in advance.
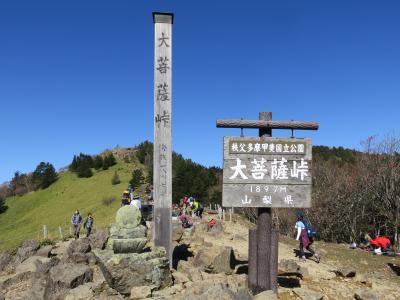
left=179, top=210, right=192, bottom=228
left=130, top=195, right=142, bottom=210
left=295, top=212, right=320, bottom=263
left=366, top=235, right=393, bottom=255
left=121, top=190, right=130, bottom=206
left=83, top=213, right=94, bottom=237
left=193, top=199, right=203, bottom=219
left=207, top=218, right=217, bottom=231
left=71, top=209, right=82, bottom=239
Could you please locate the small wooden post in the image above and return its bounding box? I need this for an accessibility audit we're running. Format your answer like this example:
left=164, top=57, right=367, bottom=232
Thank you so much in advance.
left=223, top=209, right=226, bottom=220
left=229, top=208, right=232, bottom=222
left=58, top=226, right=64, bottom=240
left=43, top=225, right=48, bottom=240
left=248, top=229, right=258, bottom=293
left=270, top=229, right=279, bottom=293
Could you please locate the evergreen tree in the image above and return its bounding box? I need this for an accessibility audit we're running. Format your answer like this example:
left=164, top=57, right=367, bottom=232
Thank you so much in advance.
left=111, top=171, right=121, bottom=185
left=93, top=155, right=104, bottom=170
left=0, top=195, right=8, bottom=214
left=69, top=155, right=78, bottom=171
left=103, top=153, right=117, bottom=170
left=76, top=161, right=93, bottom=178
left=32, top=162, right=58, bottom=189
left=130, top=169, right=144, bottom=189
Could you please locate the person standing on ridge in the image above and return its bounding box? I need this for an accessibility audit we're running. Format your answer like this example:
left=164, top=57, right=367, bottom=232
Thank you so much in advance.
left=71, top=209, right=82, bottom=239
left=83, top=213, right=94, bottom=237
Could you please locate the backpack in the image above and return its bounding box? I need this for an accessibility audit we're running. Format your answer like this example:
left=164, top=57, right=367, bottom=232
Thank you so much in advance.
left=305, top=221, right=316, bottom=238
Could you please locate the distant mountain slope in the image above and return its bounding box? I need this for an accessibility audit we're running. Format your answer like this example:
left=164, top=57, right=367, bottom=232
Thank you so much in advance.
left=0, top=156, right=148, bottom=251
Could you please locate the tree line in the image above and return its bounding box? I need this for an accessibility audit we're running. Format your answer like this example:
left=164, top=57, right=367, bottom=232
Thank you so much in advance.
left=134, top=141, right=222, bottom=204
left=69, top=153, right=116, bottom=178
left=271, top=136, right=400, bottom=249
left=0, top=162, right=58, bottom=206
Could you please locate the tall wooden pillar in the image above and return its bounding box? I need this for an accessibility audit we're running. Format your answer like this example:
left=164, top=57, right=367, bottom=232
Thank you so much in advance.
left=153, top=12, right=173, bottom=265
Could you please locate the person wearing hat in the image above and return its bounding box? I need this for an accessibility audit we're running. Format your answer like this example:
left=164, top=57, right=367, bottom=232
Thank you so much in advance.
left=121, top=190, right=130, bottom=206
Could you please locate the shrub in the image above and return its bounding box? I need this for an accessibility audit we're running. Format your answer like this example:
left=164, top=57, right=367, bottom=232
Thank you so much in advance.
left=40, top=238, right=55, bottom=247
left=111, top=171, right=121, bottom=185
left=102, top=196, right=116, bottom=206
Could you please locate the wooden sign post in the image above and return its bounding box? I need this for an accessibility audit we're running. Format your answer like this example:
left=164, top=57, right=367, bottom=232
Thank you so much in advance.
left=217, top=112, right=318, bottom=294
left=153, top=12, right=173, bottom=265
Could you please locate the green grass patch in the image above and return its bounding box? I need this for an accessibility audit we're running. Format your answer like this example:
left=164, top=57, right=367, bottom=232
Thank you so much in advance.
left=0, top=159, right=148, bottom=251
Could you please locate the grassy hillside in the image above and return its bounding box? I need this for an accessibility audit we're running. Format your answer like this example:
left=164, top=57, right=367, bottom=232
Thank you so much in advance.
left=0, top=156, right=148, bottom=251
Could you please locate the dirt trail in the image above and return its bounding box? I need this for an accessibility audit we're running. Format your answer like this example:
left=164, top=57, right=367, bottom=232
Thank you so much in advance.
left=199, top=214, right=400, bottom=299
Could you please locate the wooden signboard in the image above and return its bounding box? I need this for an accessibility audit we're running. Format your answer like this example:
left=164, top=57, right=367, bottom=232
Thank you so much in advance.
left=153, top=12, right=173, bottom=262
left=222, top=137, right=312, bottom=208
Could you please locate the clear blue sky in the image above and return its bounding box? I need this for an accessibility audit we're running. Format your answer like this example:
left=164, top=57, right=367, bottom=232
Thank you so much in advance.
left=1, top=0, right=399, bottom=183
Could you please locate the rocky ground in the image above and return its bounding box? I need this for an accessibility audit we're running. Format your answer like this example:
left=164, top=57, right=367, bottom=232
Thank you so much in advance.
left=1, top=209, right=400, bottom=300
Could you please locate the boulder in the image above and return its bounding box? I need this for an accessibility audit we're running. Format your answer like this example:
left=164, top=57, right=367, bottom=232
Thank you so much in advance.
left=177, top=260, right=203, bottom=281
left=49, top=263, right=93, bottom=290
left=15, top=240, right=40, bottom=264
left=108, top=238, right=147, bottom=254
left=0, top=252, right=12, bottom=272
left=279, top=259, right=301, bottom=273
left=293, top=288, right=324, bottom=300
left=192, top=246, right=235, bottom=274
left=172, top=221, right=183, bottom=242
left=278, top=259, right=308, bottom=279
left=3, top=273, right=50, bottom=300
left=253, top=290, right=278, bottom=300
left=90, top=227, right=110, bottom=250
left=130, top=286, right=152, bottom=299
left=64, top=237, right=91, bottom=263
left=213, top=247, right=235, bottom=274
left=209, top=222, right=224, bottom=234
left=15, top=256, right=51, bottom=274
left=94, top=247, right=172, bottom=295
left=64, top=284, right=94, bottom=300
left=36, top=245, right=53, bottom=257
left=335, top=267, right=356, bottom=278
left=86, top=252, right=97, bottom=265
left=172, top=271, right=190, bottom=284
left=354, top=289, right=378, bottom=300
left=182, top=283, right=251, bottom=300
left=115, top=205, right=142, bottom=227
left=68, top=237, right=91, bottom=254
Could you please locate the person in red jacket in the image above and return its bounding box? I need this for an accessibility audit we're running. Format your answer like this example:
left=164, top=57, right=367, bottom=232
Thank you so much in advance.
left=368, top=236, right=391, bottom=250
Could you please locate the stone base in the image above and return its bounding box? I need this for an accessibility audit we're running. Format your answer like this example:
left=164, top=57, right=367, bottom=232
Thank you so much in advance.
left=107, top=238, right=148, bottom=254
left=109, top=224, right=147, bottom=239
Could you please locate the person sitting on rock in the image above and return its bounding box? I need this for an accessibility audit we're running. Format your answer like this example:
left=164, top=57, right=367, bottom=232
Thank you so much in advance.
left=71, top=209, right=82, bottom=239
left=179, top=210, right=192, bottom=228
left=207, top=218, right=217, bottom=231
left=83, top=213, right=94, bottom=237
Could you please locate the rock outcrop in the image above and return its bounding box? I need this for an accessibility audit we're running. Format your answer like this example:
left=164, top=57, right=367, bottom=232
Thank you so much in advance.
left=94, top=247, right=172, bottom=295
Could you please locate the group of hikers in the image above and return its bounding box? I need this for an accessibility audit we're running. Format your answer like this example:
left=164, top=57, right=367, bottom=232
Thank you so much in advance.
left=120, top=185, right=146, bottom=209
left=70, top=210, right=94, bottom=239
left=294, top=211, right=396, bottom=263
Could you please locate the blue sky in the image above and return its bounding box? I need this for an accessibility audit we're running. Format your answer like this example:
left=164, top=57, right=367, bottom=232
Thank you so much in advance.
left=1, top=0, right=399, bottom=183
